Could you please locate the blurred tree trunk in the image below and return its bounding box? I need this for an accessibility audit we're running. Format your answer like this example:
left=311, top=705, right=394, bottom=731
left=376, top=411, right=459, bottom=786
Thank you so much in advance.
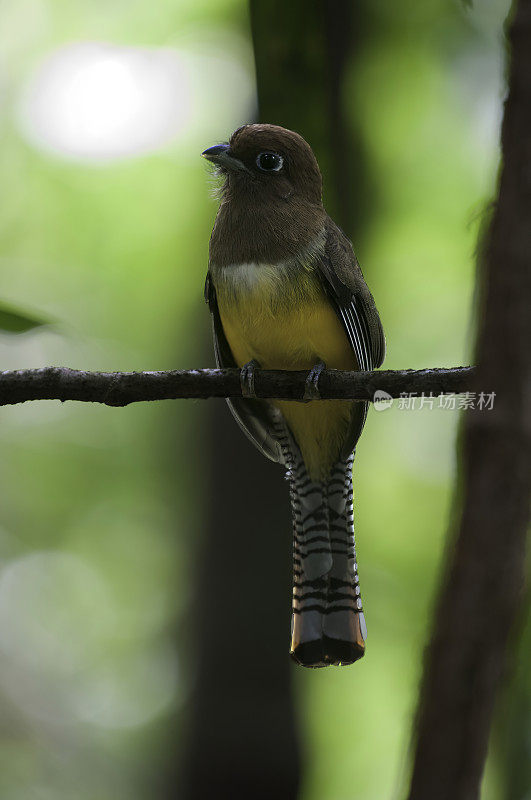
left=250, top=0, right=374, bottom=241
left=177, top=406, right=296, bottom=800
left=177, top=2, right=375, bottom=799
left=495, top=602, right=531, bottom=800
left=407, top=2, right=531, bottom=798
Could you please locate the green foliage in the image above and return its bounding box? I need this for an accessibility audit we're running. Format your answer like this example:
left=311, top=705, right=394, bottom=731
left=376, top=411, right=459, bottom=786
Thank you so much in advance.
left=0, top=301, right=49, bottom=333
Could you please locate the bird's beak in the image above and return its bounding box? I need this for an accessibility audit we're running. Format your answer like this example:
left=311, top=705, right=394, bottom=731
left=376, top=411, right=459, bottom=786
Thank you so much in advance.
left=201, top=144, right=249, bottom=174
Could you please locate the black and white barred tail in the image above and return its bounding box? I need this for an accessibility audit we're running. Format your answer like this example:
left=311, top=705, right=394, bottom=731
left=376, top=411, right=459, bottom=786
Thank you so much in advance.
left=276, top=423, right=367, bottom=668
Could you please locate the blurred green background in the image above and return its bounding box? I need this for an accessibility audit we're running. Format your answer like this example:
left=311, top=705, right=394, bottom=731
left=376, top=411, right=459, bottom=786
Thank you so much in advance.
left=1, top=0, right=527, bottom=798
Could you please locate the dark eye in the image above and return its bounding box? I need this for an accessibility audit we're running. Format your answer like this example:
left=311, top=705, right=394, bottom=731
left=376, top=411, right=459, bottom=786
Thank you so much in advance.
left=256, top=151, right=283, bottom=172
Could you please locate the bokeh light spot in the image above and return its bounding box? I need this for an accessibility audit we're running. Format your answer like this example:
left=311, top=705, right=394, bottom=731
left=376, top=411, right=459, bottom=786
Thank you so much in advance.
left=18, top=42, right=193, bottom=162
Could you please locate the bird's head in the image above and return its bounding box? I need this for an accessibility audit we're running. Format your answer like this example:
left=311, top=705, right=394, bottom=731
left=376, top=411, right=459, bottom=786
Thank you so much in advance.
left=202, top=123, right=323, bottom=205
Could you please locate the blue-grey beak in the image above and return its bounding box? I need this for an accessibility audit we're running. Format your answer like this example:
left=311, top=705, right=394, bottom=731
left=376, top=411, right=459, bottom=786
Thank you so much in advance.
left=202, top=144, right=229, bottom=160
left=201, top=144, right=250, bottom=174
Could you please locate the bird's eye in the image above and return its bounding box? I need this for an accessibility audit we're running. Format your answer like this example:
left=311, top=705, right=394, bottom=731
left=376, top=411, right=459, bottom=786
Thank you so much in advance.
left=256, top=151, right=283, bottom=172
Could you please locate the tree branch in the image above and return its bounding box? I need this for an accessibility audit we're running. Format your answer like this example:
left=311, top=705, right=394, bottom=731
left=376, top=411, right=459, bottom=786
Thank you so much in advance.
left=0, top=366, right=475, bottom=407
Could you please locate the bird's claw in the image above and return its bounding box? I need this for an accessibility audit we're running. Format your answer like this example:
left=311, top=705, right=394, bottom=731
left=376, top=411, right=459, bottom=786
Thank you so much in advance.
left=240, top=359, right=260, bottom=398
left=304, top=361, right=326, bottom=401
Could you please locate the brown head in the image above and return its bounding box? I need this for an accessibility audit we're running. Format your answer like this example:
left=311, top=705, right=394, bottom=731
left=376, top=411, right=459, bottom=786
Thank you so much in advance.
left=202, top=123, right=323, bottom=205
left=203, top=124, right=326, bottom=266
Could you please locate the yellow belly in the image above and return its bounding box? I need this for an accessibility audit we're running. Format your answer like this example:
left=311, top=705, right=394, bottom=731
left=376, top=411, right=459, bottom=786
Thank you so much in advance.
left=216, top=273, right=356, bottom=480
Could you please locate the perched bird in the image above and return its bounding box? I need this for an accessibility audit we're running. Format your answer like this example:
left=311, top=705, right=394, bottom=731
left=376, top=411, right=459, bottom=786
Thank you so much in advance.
left=202, top=124, right=385, bottom=667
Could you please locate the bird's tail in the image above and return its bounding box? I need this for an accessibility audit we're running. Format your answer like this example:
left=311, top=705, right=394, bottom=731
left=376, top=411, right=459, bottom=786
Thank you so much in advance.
left=277, top=427, right=366, bottom=668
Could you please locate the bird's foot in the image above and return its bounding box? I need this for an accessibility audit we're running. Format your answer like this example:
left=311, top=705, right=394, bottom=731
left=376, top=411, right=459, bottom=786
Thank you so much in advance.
left=240, top=359, right=261, bottom=398
left=303, top=361, right=326, bottom=401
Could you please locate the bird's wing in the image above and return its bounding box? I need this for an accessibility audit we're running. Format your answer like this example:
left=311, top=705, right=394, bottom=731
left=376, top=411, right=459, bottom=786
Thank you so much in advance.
left=314, top=218, right=386, bottom=455
left=204, top=273, right=284, bottom=463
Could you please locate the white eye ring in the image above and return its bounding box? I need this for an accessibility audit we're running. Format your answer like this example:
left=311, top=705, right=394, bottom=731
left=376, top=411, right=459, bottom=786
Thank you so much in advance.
left=256, top=151, right=283, bottom=172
